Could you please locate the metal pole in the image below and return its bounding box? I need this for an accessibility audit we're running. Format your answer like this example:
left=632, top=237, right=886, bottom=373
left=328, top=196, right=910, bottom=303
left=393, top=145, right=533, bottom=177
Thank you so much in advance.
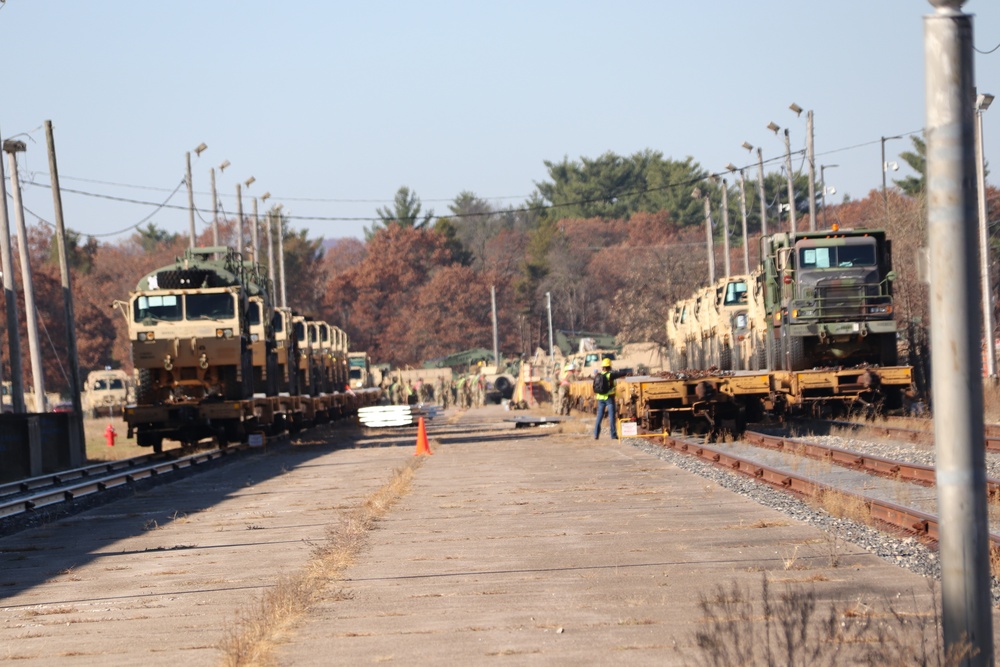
left=703, top=195, right=715, bottom=284
left=821, top=164, right=838, bottom=229
left=546, top=291, right=554, bottom=366
left=276, top=208, right=287, bottom=308
left=6, top=146, right=46, bottom=411
left=881, top=136, right=889, bottom=213
left=976, top=95, right=997, bottom=379
left=211, top=167, right=218, bottom=248
left=925, top=3, right=994, bottom=664
left=44, top=121, right=86, bottom=460
left=251, top=197, right=259, bottom=262
left=266, top=210, right=276, bottom=289
left=186, top=151, right=195, bottom=248
left=783, top=129, right=796, bottom=233
left=721, top=179, right=731, bottom=277
left=756, top=148, right=767, bottom=238
left=0, top=134, right=24, bottom=413
left=738, top=170, right=750, bottom=274
left=806, top=110, right=817, bottom=230
left=491, top=285, right=499, bottom=368
left=235, top=183, right=244, bottom=258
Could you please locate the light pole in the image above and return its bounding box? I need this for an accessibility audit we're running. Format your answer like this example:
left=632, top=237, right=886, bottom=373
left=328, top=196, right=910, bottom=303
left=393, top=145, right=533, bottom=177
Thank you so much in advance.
left=976, top=92, right=996, bottom=379
left=819, top=164, right=839, bottom=229
left=546, top=292, right=554, bottom=367
left=790, top=103, right=817, bottom=230
left=727, top=163, right=751, bottom=274
left=185, top=142, right=207, bottom=248
left=692, top=187, right=715, bottom=283
left=275, top=204, right=287, bottom=308
left=768, top=121, right=797, bottom=233
left=211, top=159, right=229, bottom=249
left=742, top=141, right=768, bottom=239
left=881, top=135, right=902, bottom=214
left=261, top=192, right=275, bottom=289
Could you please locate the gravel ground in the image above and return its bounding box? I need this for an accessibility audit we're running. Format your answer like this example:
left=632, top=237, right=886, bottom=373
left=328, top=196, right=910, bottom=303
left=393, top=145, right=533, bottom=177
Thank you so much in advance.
left=624, top=434, right=1000, bottom=606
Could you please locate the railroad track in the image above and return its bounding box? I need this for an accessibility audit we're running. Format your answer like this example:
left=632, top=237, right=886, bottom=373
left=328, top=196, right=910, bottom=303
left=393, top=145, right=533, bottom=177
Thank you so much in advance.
left=0, top=444, right=249, bottom=521
left=635, top=428, right=1000, bottom=551
left=797, top=417, right=1000, bottom=451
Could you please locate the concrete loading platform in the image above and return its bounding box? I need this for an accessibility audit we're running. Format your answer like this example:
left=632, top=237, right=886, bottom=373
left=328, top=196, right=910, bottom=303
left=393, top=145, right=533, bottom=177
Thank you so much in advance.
left=0, top=405, right=983, bottom=665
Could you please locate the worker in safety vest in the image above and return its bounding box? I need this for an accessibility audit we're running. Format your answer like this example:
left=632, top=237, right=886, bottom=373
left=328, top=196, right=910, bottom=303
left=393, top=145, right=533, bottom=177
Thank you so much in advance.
left=593, top=357, right=627, bottom=440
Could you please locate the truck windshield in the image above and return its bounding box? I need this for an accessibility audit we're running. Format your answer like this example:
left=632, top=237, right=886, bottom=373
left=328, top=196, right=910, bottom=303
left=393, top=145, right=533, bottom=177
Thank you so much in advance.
left=186, top=293, right=235, bottom=320
left=247, top=301, right=262, bottom=326
left=135, top=294, right=182, bottom=322
left=798, top=241, right=876, bottom=269
left=724, top=280, right=748, bottom=305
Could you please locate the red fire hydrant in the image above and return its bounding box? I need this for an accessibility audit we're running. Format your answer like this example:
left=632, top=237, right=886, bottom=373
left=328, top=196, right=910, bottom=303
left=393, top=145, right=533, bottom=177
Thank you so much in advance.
left=104, top=423, right=117, bottom=447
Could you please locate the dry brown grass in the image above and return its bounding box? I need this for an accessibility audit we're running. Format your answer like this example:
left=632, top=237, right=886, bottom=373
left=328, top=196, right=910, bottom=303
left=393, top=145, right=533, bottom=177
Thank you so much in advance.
left=810, top=489, right=873, bottom=526
left=687, top=575, right=971, bottom=666
left=217, top=457, right=422, bottom=667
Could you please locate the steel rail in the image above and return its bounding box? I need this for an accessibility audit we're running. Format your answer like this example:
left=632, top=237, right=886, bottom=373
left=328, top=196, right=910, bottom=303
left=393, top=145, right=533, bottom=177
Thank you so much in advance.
left=646, top=433, right=997, bottom=549
left=801, top=418, right=1000, bottom=452
left=0, top=453, right=167, bottom=500
left=0, top=445, right=247, bottom=520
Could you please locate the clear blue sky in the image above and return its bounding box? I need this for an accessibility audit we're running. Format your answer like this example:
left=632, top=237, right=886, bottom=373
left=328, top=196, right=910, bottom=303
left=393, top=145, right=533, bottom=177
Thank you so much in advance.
left=2, top=0, right=999, bottom=243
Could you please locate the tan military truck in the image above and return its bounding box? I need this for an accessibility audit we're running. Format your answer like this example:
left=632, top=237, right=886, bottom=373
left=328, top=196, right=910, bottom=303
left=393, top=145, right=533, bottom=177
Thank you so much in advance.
left=82, top=369, right=132, bottom=418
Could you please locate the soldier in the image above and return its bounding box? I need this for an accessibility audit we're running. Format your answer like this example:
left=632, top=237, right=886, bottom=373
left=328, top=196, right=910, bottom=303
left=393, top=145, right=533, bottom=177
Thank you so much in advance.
left=474, top=374, right=485, bottom=408
left=435, top=375, right=447, bottom=408
left=558, top=364, right=576, bottom=415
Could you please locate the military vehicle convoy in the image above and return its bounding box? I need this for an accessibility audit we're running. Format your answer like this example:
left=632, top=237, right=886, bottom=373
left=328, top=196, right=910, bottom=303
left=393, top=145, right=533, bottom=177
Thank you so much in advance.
left=118, top=246, right=376, bottom=452
left=661, top=225, right=909, bottom=418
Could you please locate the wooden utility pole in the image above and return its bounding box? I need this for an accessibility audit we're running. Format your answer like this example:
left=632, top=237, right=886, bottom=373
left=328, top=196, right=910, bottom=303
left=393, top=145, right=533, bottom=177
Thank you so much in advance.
left=721, top=179, right=731, bottom=278
left=251, top=197, right=259, bottom=261
left=0, top=132, right=25, bottom=413
left=236, top=183, right=244, bottom=257
left=6, top=142, right=46, bottom=411
left=45, top=121, right=85, bottom=462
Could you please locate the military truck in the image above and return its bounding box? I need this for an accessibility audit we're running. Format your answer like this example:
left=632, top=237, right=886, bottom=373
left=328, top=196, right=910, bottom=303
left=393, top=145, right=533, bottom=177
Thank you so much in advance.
left=759, top=226, right=898, bottom=371
left=82, top=369, right=132, bottom=417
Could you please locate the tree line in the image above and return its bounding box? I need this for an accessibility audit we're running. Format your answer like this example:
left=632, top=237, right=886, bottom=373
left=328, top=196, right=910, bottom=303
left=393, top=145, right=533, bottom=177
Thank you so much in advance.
left=0, top=140, right=996, bottom=396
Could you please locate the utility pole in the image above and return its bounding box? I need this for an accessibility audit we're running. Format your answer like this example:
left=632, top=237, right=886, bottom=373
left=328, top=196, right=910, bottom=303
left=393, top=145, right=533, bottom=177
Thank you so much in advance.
left=235, top=183, right=244, bottom=258
left=881, top=135, right=902, bottom=215
left=975, top=92, right=996, bottom=379
left=251, top=197, right=259, bottom=262
left=736, top=168, right=750, bottom=274
left=806, top=111, right=817, bottom=230
left=276, top=206, right=287, bottom=308
left=693, top=188, right=715, bottom=284
left=0, top=131, right=24, bottom=414
left=783, top=129, right=796, bottom=233
left=45, top=121, right=86, bottom=462
left=5, top=141, right=46, bottom=411
left=757, top=148, right=768, bottom=238
left=720, top=179, right=731, bottom=277
left=491, top=285, right=499, bottom=368
left=546, top=291, right=554, bottom=367
left=924, top=1, right=994, bottom=664
left=210, top=167, right=218, bottom=248
left=186, top=151, right=195, bottom=249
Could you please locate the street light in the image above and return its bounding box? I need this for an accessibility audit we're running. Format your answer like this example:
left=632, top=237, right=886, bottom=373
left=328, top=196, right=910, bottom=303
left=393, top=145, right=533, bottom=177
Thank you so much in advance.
left=185, top=143, right=207, bottom=248
left=976, top=92, right=995, bottom=378
left=211, top=159, right=230, bottom=249
left=743, top=141, right=768, bottom=238
left=727, top=162, right=751, bottom=274
left=819, top=164, right=839, bottom=229
left=768, top=122, right=796, bottom=233
left=692, top=186, right=715, bottom=283
left=789, top=102, right=817, bottom=229
left=880, top=135, right=903, bottom=213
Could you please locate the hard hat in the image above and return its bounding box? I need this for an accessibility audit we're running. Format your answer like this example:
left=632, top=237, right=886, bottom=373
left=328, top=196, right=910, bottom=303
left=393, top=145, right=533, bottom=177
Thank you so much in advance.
left=601, top=358, right=612, bottom=368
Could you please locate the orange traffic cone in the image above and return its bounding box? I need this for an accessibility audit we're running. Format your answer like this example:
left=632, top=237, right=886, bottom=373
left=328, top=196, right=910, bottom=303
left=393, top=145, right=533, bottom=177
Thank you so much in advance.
left=414, top=416, right=432, bottom=456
